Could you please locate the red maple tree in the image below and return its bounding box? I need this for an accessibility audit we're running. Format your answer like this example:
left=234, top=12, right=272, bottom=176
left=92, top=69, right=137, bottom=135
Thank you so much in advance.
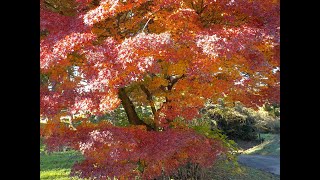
left=40, top=0, right=280, bottom=179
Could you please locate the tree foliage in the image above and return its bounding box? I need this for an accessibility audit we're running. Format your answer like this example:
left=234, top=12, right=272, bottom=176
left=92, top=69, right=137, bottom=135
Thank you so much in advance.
left=43, top=122, right=223, bottom=179
left=40, top=0, right=279, bottom=178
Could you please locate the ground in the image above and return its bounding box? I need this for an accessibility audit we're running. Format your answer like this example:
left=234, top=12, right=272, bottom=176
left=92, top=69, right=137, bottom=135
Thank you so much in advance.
left=238, top=155, right=280, bottom=175
left=236, top=133, right=280, bottom=176
left=209, top=159, right=279, bottom=180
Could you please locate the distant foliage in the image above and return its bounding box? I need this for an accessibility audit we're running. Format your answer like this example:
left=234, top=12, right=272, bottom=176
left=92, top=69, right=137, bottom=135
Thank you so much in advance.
left=253, top=104, right=280, bottom=133
left=208, top=105, right=257, bottom=141
left=200, top=101, right=280, bottom=140
left=263, top=103, right=280, bottom=118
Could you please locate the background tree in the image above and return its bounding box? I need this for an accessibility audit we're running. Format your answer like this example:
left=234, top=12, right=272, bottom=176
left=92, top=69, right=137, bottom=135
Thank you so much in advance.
left=40, top=0, right=280, bottom=179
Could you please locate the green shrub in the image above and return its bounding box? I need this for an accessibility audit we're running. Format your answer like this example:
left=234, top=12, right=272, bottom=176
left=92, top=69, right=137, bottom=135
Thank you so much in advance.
left=200, top=101, right=280, bottom=140
left=205, top=106, right=258, bottom=141
left=248, top=107, right=280, bottom=134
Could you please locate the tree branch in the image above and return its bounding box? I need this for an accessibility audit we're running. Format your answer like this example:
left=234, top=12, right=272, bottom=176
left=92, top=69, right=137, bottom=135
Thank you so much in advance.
left=141, top=18, right=152, bottom=32
left=139, top=84, right=157, bottom=116
left=167, top=74, right=186, bottom=91
left=118, top=87, right=154, bottom=130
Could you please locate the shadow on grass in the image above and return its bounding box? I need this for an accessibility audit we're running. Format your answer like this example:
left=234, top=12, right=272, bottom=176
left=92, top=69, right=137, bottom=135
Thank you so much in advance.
left=209, top=159, right=280, bottom=180
left=243, top=133, right=280, bottom=156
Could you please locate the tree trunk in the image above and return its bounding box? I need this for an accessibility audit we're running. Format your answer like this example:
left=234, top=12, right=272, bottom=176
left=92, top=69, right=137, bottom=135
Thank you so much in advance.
left=139, top=84, right=159, bottom=130
left=140, top=85, right=157, bottom=114
left=118, top=87, right=154, bottom=130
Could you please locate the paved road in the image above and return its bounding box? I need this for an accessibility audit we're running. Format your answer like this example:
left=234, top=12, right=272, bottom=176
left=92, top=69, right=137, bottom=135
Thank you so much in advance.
left=238, top=155, right=280, bottom=175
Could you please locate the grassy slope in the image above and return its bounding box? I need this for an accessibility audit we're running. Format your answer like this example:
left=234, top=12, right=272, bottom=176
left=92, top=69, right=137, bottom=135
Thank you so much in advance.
left=242, top=133, right=280, bottom=156
left=213, top=133, right=280, bottom=180
left=209, top=160, right=280, bottom=180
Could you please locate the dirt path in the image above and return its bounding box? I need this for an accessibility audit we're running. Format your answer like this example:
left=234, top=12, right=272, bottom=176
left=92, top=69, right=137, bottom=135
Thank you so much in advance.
left=238, top=155, right=280, bottom=175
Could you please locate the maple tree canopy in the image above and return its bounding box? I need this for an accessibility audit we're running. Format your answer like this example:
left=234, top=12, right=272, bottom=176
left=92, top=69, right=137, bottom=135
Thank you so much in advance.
left=40, top=0, right=279, bottom=179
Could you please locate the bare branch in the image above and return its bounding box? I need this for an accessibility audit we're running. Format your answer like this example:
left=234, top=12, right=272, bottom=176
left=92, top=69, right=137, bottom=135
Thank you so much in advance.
left=142, top=18, right=152, bottom=32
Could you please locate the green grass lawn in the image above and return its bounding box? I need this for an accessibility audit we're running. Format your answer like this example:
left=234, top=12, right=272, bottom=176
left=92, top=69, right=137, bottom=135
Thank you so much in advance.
left=40, top=151, right=84, bottom=180
left=40, top=138, right=84, bottom=180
